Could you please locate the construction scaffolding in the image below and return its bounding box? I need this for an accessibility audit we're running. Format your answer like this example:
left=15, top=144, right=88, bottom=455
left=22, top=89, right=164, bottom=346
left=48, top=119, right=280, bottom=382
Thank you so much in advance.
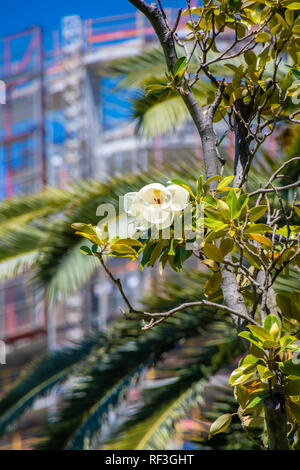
left=0, top=10, right=205, bottom=449
left=0, top=10, right=204, bottom=347
left=0, top=11, right=203, bottom=349
left=0, top=26, right=46, bottom=350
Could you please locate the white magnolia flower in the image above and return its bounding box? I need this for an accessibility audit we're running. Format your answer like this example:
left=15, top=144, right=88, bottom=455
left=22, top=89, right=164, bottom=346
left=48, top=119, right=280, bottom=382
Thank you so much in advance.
left=124, top=183, right=189, bottom=231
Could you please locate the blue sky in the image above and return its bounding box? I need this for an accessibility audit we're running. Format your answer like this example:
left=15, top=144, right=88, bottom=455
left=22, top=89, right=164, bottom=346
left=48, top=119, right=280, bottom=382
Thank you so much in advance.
left=1, top=0, right=186, bottom=38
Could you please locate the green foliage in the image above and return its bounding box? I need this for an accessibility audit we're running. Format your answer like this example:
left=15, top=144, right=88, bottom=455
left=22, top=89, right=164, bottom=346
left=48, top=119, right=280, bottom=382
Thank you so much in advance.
left=1, top=0, right=300, bottom=449
left=34, top=269, right=241, bottom=450
left=73, top=173, right=300, bottom=287
left=103, top=327, right=239, bottom=450
left=0, top=266, right=246, bottom=450
left=219, top=315, right=300, bottom=446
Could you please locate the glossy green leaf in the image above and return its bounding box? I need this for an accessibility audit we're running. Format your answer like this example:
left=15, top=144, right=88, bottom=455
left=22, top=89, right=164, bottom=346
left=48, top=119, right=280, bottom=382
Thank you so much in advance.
left=234, top=193, right=249, bottom=219
left=204, top=271, right=222, bottom=297
left=247, top=325, right=273, bottom=342
left=114, top=238, right=144, bottom=247
left=173, top=57, right=187, bottom=76
left=217, top=176, right=234, bottom=191
left=219, top=238, right=234, bottom=257
left=248, top=205, right=267, bottom=223
left=238, top=331, right=264, bottom=350
left=244, top=224, right=273, bottom=234
left=286, top=3, right=300, bottom=9
left=203, top=243, right=224, bottom=263
left=229, top=364, right=256, bottom=386
left=80, top=246, right=92, bottom=256
left=72, top=223, right=103, bottom=245
left=257, top=365, right=273, bottom=380
left=208, top=413, right=232, bottom=439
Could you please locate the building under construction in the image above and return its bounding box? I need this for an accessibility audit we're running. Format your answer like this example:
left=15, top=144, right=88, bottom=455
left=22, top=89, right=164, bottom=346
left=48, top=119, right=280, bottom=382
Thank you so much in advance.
left=0, top=11, right=205, bottom=448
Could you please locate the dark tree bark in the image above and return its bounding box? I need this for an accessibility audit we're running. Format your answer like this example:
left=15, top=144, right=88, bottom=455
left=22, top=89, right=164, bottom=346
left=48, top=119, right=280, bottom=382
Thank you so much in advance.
left=264, top=386, right=290, bottom=450
left=233, top=99, right=252, bottom=187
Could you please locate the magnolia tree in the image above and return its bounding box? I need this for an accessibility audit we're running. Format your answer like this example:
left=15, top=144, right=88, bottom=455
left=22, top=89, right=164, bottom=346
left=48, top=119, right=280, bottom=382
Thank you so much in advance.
left=72, top=0, right=300, bottom=450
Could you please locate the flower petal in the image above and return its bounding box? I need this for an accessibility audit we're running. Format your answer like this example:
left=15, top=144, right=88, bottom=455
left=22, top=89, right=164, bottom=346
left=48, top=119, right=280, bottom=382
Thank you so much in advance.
left=167, top=184, right=189, bottom=211
left=138, top=183, right=172, bottom=209
left=153, top=211, right=174, bottom=231
left=124, top=192, right=138, bottom=214
left=142, top=207, right=172, bottom=224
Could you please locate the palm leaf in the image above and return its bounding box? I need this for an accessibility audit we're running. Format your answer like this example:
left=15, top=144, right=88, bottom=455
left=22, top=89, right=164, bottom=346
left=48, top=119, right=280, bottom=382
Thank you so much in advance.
left=0, top=335, right=101, bottom=437
left=188, top=380, right=261, bottom=450
left=133, top=90, right=194, bottom=137
left=0, top=225, right=43, bottom=282
left=45, top=243, right=99, bottom=306
left=0, top=187, right=72, bottom=234
left=0, top=251, right=38, bottom=281
left=36, top=267, right=242, bottom=450
left=67, top=365, right=146, bottom=450
left=106, top=47, right=167, bottom=89
left=104, top=378, right=206, bottom=451
left=101, top=320, right=241, bottom=450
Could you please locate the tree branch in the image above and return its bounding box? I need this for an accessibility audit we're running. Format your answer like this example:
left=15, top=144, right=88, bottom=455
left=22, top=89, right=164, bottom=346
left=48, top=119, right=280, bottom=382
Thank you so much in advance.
left=138, top=299, right=259, bottom=330
left=95, top=252, right=137, bottom=314
left=129, top=0, right=178, bottom=72
left=96, top=250, right=258, bottom=329
left=129, top=0, right=220, bottom=182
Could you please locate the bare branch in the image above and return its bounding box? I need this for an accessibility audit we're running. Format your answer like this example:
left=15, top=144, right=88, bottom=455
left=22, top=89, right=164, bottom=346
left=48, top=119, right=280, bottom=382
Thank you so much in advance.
left=208, top=78, right=225, bottom=119
left=249, top=180, right=300, bottom=197
left=95, top=252, right=137, bottom=314
left=139, top=299, right=259, bottom=330
left=171, top=8, right=182, bottom=34
left=95, top=250, right=258, bottom=330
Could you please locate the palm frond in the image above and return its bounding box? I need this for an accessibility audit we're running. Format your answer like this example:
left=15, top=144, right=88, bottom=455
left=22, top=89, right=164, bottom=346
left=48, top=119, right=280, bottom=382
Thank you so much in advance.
left=36, top=266, right=243, bottom=450
left=0, top=226, right=43, bottom=261
left=36, top=310, right=208, bottom=449
left=0, top=225, right=43, bottom=281
left=0, top=251, right=38, bottom=281
left=100, top=320, right=241, bottom=450
left=103, top=376, right=206, bottom=451
left=189, top=379, right=261, bottom=450
left=67, top=365, right=146, bottom=450
left=0, top=187, right=72, bottom=234
left=133, top=91, right=193, bottom=137
left=0, top=336, right=101, bottom=437
left=45, top=243, right=99, bottom=306
left=106, top=47, right=166, bottom=89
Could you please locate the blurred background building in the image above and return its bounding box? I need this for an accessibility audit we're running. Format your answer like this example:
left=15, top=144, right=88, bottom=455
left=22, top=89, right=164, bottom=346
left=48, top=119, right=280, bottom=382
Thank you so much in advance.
left=0, top=10, right=204, bottom=448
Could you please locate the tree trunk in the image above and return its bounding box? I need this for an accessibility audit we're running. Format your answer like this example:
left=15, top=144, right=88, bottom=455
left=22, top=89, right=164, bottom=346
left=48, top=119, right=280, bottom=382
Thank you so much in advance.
left=264, top=386, right=289, bottom=450
left=233, top=111, right=289, bottom=450
left=233, top=99, right=251, bottom=187
left=180, top=92, right=220, bottom=182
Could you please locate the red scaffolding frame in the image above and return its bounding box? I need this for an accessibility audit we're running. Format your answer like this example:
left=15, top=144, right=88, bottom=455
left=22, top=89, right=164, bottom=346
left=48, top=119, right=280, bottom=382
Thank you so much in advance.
left=0, top=26, right=46, bottom=343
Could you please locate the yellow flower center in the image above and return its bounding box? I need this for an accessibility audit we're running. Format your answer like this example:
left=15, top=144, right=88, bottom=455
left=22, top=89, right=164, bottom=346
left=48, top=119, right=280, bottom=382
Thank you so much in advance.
left=154, top=189, right=162, bottom=205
